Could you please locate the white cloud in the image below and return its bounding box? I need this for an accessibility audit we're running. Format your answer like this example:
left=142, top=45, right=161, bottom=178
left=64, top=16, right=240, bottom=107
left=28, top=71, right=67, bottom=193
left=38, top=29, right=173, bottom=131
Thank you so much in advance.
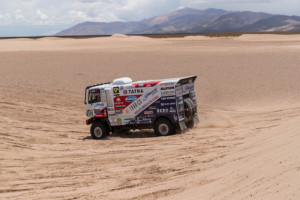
left=0, top=0, right=180, bottom=26
left=36, top=10, right=48, bottom=20
left=0, top=0, right=299, bottom=36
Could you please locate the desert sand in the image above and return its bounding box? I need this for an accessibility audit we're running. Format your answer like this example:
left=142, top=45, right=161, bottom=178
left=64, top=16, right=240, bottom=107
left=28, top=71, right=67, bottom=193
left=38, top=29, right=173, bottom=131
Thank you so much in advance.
left=0, top=34, right=300, bottom=200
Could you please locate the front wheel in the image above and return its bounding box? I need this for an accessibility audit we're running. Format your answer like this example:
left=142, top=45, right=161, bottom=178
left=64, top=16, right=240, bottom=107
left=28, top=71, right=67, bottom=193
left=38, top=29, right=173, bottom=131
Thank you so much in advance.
left=90, top=122, right=109, bottom=139
left=154, top=118, right=176, bottom=136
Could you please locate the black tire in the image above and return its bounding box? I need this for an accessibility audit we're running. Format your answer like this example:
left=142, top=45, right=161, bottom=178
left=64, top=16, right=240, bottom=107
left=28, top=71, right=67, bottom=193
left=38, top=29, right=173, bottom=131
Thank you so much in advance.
left=186, top=98, right=195, bottom=115
left=183, top=98, right=193, bottom=118
left=186, top=119, right=194, bottom=129
left=154, top=118, right=176, bottom=136
left=90, top=122, right=109, bottom=139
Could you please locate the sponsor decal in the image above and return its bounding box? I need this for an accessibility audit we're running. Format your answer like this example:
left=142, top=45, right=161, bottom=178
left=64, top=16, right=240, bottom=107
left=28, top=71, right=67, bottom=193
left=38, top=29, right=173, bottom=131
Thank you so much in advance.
left=107, top=107, right=114, bottom=111
left=143, top=88, right=158, bottom=101
left=162, top=102, right=176, bottom=106
left=114, top=95, right=142, bottom=110
left=160, top=82, right=176, bottom=86
left=110, top=118, right=116, bottom=125
left=176, top=86, right=183, bottom=97
left=94, top=103, right=104, bottom=107
left=116, top=110, right=123, bottom=114
left=113, top=87, right=119, bottom=94
left=129, top=99, right=143, bottom=111
left=173, top=115, right=178, bottom=121
left=124, top=89, right=144, bottom=94
left=120, top=86, right=124, bottom=90
left=94, top=108, right=107, bottom=117
left=137, top=117, right=151, bottom=122
left=157, top=108, right=168, bottom=113
left=169, top=96, right=176, bottom=100
left=115, top=98, right=122, bottom=103
left=129, top=121, right=136, bottom=125
left=190, top=85, right=195, bottom=92
left=124, top=118, right=135, bottom=121
left=94, top=109, right=101, bottom=115
left=164, top=96, right=176, bottom=100
left=116, top=118, right=122, bottom=125
left=134, top=95, right=159, bottom=115
left=190, top=92, right=196, bottom=101
left=116, top=105, right=126, bottom=108
left=125, top=96, right=137, bottom=102
left=170, top=107, right=176, bottom=113
left=157, top=107, right=176, bottom=113
left=161, top=86, right=175, bottom=91
left=177, top=96, right=184, bottom=112
left=182, top=84, right=192, bottom=95
left=179, top=114, right=184, bottom=120
left=149, top=106, right=156, bottom=110
left=161, top=90, right=176, bottom=96
left=108, top=108, right=115, bottom=115
left=144, top=110, right=153, bottom=115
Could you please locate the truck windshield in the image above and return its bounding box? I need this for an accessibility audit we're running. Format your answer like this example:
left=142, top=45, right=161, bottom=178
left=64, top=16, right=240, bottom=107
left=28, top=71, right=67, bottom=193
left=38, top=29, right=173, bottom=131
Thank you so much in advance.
left=88, top=89, right=101, bottom=104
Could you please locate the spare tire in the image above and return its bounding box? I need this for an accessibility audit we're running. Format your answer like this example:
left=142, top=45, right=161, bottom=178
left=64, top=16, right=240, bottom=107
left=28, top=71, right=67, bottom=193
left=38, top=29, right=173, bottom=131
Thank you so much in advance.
left=183, top=98, right=193, bottom=118
left=186, top=98, right=195, bottom=115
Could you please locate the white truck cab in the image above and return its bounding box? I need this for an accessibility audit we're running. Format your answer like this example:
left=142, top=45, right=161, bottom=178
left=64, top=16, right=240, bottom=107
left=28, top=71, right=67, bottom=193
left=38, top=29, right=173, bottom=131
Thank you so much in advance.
left=85, top=76, right=199, bottom=139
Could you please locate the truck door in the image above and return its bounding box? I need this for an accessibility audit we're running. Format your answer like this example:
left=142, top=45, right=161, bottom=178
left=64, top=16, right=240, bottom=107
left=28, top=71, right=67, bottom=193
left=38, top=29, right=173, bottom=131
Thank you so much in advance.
left=105, top=88, right=115, bottom=116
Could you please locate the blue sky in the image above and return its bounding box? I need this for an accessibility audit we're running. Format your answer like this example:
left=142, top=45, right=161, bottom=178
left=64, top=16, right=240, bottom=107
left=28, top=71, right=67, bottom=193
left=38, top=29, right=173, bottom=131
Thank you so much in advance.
left=0, top=0, right=299, bottom=36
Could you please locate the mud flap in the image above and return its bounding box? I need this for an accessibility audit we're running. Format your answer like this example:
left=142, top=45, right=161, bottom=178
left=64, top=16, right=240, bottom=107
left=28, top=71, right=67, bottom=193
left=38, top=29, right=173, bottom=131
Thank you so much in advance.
left=179, top=121, right=187, bottom=130
left=194, top=115, right=200, bottom=124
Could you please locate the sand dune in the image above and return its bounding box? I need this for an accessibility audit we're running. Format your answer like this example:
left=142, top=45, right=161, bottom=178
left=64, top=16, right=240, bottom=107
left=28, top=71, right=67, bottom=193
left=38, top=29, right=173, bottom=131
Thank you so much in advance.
left=0, top=34, right=300, bottom=200
left=236, top=34, right=300, bottom=41
left=166, top=114, right=300, bottom=200
left=0, top=35, right=163, bottom=52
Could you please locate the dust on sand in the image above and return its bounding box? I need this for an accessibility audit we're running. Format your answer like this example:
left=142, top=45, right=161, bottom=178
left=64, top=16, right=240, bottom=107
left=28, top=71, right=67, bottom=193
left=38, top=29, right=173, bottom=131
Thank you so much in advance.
left=1, top=34, right=300, bottom=200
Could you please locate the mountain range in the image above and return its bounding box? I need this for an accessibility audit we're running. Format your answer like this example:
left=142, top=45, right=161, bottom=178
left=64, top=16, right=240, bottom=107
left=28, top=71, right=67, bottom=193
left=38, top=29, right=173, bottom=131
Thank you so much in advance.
left=56, top=8, right=300, bottom=36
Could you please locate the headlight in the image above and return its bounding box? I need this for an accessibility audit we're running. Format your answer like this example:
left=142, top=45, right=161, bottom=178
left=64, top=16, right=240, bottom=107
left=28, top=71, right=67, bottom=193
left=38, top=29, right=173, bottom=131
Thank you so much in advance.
left=86, top=110, right=94, bottom=117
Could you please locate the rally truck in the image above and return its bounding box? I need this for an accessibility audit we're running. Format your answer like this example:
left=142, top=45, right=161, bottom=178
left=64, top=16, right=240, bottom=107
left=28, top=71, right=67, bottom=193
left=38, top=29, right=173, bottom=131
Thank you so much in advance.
left=85, top=76, right=199, bottom=139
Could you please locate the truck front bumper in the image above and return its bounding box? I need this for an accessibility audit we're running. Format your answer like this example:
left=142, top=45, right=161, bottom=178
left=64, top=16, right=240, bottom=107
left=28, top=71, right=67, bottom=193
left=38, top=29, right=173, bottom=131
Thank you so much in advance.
left=86, top=118, right=93, bottom=125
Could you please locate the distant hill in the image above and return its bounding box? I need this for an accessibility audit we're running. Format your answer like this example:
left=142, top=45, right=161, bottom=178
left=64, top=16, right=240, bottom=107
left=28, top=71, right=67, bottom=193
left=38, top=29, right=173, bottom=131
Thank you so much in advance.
left=138, top=8, right=230, bottom=34
left=239, top=15, right=300, bottom=32
left=56, top=8, right=300, bottom=36
left=188, top=11, right=272, bottom=33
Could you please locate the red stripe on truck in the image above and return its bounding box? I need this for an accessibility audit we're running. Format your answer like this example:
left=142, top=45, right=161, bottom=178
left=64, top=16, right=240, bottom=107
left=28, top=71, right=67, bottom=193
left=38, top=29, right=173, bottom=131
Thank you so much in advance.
left=132, top=81, right=161, bottom=88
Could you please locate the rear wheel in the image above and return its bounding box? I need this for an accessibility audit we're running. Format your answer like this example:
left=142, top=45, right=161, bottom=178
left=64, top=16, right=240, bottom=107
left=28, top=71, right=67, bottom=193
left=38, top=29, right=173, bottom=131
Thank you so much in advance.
left=90, top=122, right=108, bottom=139
left=154, top=118, right=176, bottom=136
